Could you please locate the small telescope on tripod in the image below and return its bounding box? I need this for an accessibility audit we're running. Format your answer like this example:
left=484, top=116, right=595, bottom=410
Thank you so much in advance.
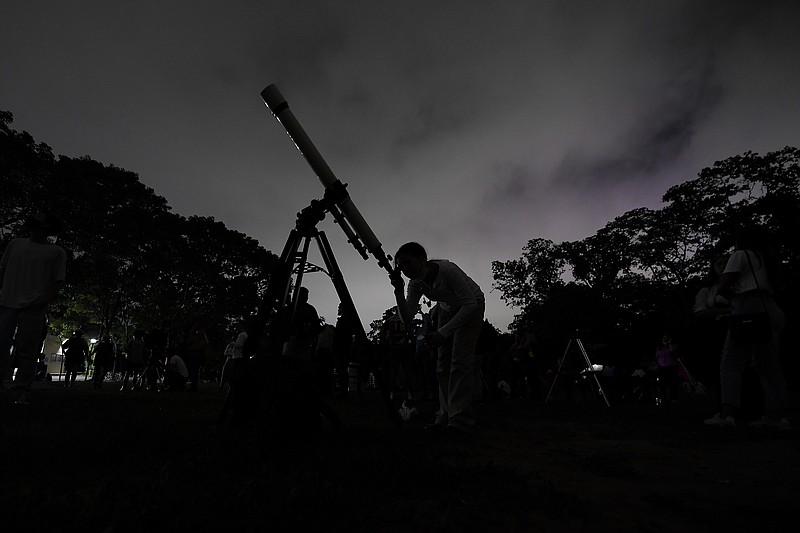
left=221, top=85, right=402, bottom=428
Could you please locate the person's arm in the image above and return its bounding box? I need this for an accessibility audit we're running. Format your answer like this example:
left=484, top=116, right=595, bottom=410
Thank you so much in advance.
left=0, top=242, right=14, bottom=294
left=24, top=279, right=63, bottom=309
left=39, top=247, right=67, bottom=308
left=693, top=287, right=729, bottom=318
left=718, top=251, right=745, bottom=300
left=692, top=287, right=710, bottom=315
left=235, top=332, right=247, bottom=347
left=436, top=269, right=481, bottom=339
left=392, top=274, right=410, bottom=324
left=717, top=272, right=737, bottom=301
left=47, top=279, right=63, bottom=304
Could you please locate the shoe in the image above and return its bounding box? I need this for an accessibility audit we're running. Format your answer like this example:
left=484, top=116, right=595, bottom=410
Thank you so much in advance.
left=442, top=425, right=468, bottom=436
left=437, top=425, right=474, bottom=441
left=704, top=413, right=735, bottom=427
left=748, top=417, right=792, bottom=431
left=398, top=401, right=418, bottom=421
left=14, top=393, right=30, bottom=405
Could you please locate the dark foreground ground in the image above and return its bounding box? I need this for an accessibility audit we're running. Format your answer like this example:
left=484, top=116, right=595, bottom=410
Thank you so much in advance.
left=1, top=380, right=798, bottom=532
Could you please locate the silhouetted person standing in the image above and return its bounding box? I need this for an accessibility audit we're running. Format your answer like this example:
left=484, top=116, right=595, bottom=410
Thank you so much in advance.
left=393, top=242, right=485, bottom=434
left=284, top=287, right=321, bottom=360
left=332, top=304, right=355, bottom=397
left=121, top=331, right=147, bottom=391
left=0, top=213, right=66, bottom=405
left=220, top=327, right=247, bottom=389
left=92, top=334, right=116, bottom=389
left=185, top=325, right=209, bottom=391
left=62, top=330, right=89, bottom=388
left=705, top=227, right=789, bottom=429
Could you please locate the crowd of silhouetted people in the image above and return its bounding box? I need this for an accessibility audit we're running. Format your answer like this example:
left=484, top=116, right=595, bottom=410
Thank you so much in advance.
left=2, top=215, right=793, bottom=432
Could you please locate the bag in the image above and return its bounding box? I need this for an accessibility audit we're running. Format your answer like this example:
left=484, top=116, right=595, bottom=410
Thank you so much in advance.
left=729, top=312, right=771, bottom=344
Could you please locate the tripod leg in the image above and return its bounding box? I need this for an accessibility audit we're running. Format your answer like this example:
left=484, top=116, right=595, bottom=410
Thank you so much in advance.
left=678, top=356, right=704, bottom=394
left=546, top=339, right=572, bottom=403
left=576, top=339, right=610, bottom=407
left=242, top=230, right=303, bottom=359
left=285, top=237, right=313, bottom=346
left=316, top=231, right=401, bottom=425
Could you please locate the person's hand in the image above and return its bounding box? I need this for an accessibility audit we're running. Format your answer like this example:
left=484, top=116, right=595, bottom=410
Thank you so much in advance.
left=26, top=296, right=50, bottom=310
left=426, top=332, right=447, bottom=348
left=390, top=270, right=405, bottom=293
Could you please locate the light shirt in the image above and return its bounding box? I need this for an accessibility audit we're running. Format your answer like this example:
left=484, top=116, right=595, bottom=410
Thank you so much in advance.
left=404, top=260, right=484, bottom=338
left=169, top=355, right=189, bottom=378
left=724, top=250, right=772, bottom=295
left=693, top=285, right=729, bottom=314
left=232, top=331, right=247, bottom=358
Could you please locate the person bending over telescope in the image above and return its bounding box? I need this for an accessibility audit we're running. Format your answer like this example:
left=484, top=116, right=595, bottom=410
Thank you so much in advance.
left=392, top=242, right=484, bottom=434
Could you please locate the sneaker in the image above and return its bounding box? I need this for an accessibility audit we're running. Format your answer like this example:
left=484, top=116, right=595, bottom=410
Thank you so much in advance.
left=704, top=412, right=735, bottom=427
left=748, top=417, right=792, bottom=431
left=398, top=401, right=418, bottom=421
left=14, top=393, right=30, bottom=405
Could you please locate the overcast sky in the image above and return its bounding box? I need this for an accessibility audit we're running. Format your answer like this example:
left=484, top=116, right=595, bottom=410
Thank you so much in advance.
left=3, top=0, right=799, bottom=332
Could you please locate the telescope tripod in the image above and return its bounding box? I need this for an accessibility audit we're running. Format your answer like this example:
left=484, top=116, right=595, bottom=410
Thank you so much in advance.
left=546, top=337, right=611, bottom=407
left=120, top=357, right=164, bottom=393
left=220, top=198, right=400, bottom=430
left=221, top=84, right=406, bottom=431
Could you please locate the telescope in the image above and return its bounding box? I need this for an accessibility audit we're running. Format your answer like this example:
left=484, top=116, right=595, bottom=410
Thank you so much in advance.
left=222, top=85, right=402, bottom=429
left=260, top=85, right=397, bottom=279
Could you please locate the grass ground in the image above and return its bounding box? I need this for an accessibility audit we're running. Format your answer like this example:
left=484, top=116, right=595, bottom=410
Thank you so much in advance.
left=1, top=380, right=798, bottom=532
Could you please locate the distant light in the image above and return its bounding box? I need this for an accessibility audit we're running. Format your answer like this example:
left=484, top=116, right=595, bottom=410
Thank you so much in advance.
left=90, top=338, right=98, bottom=344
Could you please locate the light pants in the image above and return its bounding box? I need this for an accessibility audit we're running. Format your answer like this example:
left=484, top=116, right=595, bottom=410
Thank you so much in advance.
left=0, top=305, right=46, bottom=388
left=435, top=304, right=484, bottom=430
left=720, top=293, right=787, bottom=415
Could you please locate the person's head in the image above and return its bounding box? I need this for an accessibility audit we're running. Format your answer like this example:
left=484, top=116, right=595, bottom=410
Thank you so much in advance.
left=298, top=286, right=309, bottom=304
left=24, top=212, right=63, bottom=241
left=711, top=254, right=729, bottom=279
left=734, top=225, right=783, bottom=282
left=394, top=242, right=428, bottom=280
left=735, top=226, right=769, bottom=252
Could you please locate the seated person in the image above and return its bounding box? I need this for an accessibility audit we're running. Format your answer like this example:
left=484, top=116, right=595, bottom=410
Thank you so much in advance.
left=164, top=349, right=189, bottom=391
left=652, top=334, right=682, bottom=403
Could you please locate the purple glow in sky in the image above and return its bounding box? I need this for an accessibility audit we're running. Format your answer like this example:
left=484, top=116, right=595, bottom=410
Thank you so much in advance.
left=2, top=1, right=799, bottom=331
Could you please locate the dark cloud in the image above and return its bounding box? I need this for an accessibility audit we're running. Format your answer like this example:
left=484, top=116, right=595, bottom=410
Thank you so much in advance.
left=555, top=67, right=724, bottom=189
left=393, top=97, right=469, bottom=148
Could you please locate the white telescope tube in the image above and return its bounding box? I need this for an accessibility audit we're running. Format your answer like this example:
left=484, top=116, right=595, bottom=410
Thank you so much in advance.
left=261, top=84, right=389, bottom=266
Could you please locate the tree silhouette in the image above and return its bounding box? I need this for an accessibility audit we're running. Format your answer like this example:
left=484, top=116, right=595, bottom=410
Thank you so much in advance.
left=493, top=146, right=800, bottom=372
left=1, top=111, right=278, bottom=351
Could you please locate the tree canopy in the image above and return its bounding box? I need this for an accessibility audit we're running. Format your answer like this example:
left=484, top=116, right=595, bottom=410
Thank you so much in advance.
left=492, top=146, right=800, bottom=366
left=1, top=111, right=277, bottom=356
